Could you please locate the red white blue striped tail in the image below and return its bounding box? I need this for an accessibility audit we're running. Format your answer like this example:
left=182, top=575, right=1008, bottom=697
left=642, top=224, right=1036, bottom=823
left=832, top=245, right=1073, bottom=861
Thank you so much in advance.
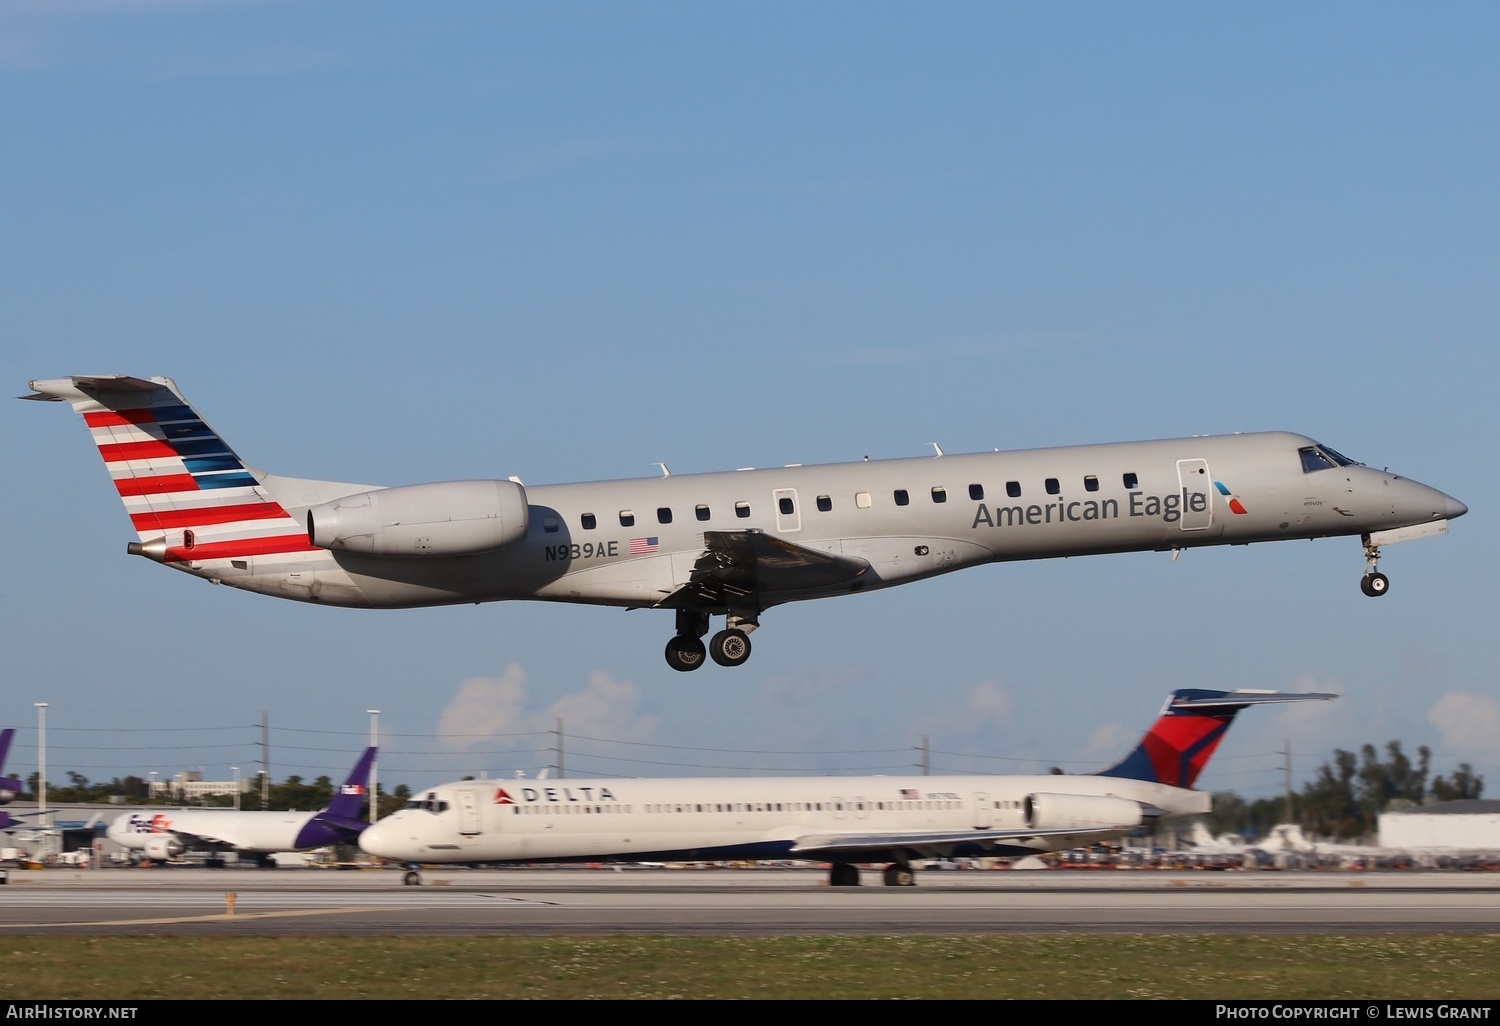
left=22, top=376, right=316, bottom=563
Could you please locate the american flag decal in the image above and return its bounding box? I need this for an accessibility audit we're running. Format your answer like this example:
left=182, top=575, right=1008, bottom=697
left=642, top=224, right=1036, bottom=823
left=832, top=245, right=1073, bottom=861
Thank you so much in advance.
left=629, top=536, right=659, bottom=555
left=900, top=788, right=920, bottom=800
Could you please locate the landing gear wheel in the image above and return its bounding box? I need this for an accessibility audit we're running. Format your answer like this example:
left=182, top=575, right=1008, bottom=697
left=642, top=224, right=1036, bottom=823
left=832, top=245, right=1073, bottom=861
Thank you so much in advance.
left=1361, top=572, right=1389, bottom=597
left=709, top=628, right=752, bottom=667
left=883, top=864, right=915, bottom=887
left=403, top=870, right=421, bottom=886
left=829, top=863, right=861, bottom=887
left=665, top=635, right=707, bottom=672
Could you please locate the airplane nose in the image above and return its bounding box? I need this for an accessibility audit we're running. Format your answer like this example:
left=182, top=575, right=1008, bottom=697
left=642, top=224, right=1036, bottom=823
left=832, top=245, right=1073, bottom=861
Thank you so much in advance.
left=359, top=824, right=395, bottom=857
left=1446, top=495, right=1468, bottom=520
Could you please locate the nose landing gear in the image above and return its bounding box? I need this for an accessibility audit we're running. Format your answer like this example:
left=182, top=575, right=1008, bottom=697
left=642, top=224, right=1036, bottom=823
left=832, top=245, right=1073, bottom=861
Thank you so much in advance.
left=1361, top=536, right=1391, bottom=597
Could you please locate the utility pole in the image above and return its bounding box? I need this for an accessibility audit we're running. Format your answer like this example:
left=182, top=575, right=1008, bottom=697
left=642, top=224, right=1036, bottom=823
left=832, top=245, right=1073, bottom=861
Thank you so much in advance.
left=553, top=718, right=565, bottom=779
left=34, top=703, right=47, bottom=832
left=367, top=709, right=380, bottom=823
left=259, top=712, right=271, bottom=809
left=915, top=735, right=930, bottom=776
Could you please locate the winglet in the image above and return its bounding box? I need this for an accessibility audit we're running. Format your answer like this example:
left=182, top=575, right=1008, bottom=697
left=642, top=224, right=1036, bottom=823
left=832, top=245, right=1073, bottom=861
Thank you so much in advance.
left=1099, top=689, right=1336, bottom=789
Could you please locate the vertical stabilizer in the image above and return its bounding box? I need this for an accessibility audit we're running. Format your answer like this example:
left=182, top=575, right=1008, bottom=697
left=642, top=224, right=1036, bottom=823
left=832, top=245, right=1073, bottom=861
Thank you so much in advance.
left=292, top=747, right=378, bottom=848
left=1100, top=689, right=1335, bottom=789
left=21, top=376, right=313, bottom=563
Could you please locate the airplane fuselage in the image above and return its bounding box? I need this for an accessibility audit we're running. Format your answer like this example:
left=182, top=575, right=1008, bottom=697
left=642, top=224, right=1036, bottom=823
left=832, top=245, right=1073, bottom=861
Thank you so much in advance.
left=225, top=432, right=1457, bottom=610
left=25, top=376, right=1466, bottom=670
left=360, top=771, right=1206, bottom=867
left=106, top=809, right=334, bottom=857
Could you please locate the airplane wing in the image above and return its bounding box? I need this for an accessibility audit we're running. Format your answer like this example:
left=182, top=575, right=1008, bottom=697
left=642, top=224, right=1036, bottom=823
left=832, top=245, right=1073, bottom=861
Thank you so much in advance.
left=657, top=530, right=872, bottom=609
left=789, top=823, right=1136, bottom=862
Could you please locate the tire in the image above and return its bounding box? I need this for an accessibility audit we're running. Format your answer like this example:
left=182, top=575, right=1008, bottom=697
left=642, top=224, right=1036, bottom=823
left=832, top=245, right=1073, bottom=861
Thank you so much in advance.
left=709, top=629, right=752, bottom=667
left=883, top=865, right=915, bottom=887
left=665, top=635, right=707, bottom=672
left=1362, top=572, right=1389, bottom=597
left=403, top=870, right=421, bottom=886
left=829, top=863, right=861, bottom=887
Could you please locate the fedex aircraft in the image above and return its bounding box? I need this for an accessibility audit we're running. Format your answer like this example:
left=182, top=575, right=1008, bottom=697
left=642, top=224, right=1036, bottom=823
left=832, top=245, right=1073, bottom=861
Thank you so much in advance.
left=105, top=747, right=375, bottom=865
left=24, top=375, right=1465, bottom=672
left=361, top=689, right=1331, bottom=886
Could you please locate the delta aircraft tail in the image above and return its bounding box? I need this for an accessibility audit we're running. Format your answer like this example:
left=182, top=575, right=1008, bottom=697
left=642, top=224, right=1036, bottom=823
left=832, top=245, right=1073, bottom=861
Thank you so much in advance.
left=1100, top=689, right=1335, bottom=789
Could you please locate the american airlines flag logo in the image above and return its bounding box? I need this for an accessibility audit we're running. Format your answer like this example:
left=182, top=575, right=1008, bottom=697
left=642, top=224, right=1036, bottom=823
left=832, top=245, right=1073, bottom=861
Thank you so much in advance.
left=629, top=536, right=659, bottom=555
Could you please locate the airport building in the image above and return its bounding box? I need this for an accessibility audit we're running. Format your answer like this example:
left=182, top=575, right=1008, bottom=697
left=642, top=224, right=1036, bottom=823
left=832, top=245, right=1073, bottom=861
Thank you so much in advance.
left=1378, top=799, right=1500, bottom=850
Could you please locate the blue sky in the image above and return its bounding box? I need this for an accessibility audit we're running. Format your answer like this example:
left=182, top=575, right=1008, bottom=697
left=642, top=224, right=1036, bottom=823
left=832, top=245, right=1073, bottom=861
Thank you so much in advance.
left=2, top=1, right=1495, bottom=801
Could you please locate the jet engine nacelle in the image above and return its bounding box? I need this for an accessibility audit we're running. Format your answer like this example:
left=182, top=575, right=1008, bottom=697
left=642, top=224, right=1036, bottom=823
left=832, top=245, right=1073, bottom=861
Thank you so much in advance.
left=307, top=480, right=529, bottom=557
left=142, top=835, right=185, bottom=860
left=1024, top=792, right=1143, bottom=831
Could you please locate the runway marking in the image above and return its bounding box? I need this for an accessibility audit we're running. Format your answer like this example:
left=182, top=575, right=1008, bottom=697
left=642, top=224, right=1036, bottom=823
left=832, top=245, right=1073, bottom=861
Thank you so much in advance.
left=0, top=908, right=387, bottom=929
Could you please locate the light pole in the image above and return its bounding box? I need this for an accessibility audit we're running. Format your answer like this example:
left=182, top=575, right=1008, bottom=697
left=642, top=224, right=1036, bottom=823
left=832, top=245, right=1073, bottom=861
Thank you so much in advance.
left=366, top=710, right=380, bottom=823
left=34, top=703, right=47, bottom=834
left=231, top=766, right=240, bottom=811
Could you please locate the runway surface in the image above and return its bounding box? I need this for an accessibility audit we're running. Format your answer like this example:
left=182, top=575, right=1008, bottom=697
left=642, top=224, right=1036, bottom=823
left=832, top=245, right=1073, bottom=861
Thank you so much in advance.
left=2, top=867, right=1499, bottom=935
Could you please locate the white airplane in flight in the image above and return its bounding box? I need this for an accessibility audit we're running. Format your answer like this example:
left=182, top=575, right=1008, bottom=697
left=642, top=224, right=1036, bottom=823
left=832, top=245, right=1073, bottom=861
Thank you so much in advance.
left=24, top=375, right=1465, bottom=671
left=361, top=689, right=1332, bottom=886
left=105, top=747, right=375, bottom=866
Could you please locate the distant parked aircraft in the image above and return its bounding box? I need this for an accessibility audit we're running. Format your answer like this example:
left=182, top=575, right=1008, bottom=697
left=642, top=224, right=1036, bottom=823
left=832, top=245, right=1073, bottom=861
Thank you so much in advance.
left=105, top=747, right=375, bottom=865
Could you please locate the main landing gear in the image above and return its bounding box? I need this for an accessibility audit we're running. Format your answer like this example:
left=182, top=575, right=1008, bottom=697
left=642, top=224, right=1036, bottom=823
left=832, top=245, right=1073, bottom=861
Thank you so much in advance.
left=664, top=610, right=758, bottom=671
left=1361, top=536, right=1390, bottom=598
left=826, top=862, right=918, bottom=887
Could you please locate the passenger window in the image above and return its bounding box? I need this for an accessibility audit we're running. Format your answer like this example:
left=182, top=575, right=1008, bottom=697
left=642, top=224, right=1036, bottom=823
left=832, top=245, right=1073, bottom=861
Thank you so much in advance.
left=855, top=492, right=872, bottom=509
left=657, top=507, right=672, bottom=525
left=1123, top=473, right=1138, bottom=490
left=778, top=497, right=794, bottom=515
left=931, top=487, right=946, bottom=503
left=969, top=484, right=984, bottom=500
left=581, top=513, right=596, bottom=530
left=1006, top=481, right=1021, bottom=498
left=1045, top=478, right=1060, bottom=495
left=816, top=495, right=832, bottom=512
left=1084, top=476, right=1099, bottom=492
left=542, top=516, right=560, bottom=533
left=894, top=489, right=909, bottom=506
left=735, top=502, right=750, bottom=519
left=619, top=510, right=635, bottom=527
left=695, top=505, right=710, bottom=521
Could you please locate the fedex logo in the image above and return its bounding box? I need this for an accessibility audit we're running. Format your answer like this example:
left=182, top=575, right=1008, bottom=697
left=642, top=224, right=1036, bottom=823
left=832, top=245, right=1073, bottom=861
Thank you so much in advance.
left=122, top=813, right=173, bottom=834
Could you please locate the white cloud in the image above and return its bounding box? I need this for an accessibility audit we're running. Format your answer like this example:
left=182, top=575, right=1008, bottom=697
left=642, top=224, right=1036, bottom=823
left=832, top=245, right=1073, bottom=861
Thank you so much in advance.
left=1428, top=692, right=1500, bottom=755
left=436, top=663, right=658, bottom=753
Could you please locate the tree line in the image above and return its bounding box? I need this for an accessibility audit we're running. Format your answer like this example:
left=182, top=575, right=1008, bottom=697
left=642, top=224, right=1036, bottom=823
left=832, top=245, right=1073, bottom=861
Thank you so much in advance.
left=18, top=772, right=414, bottom=819
left=1209, top=741, right=1483, bottom=841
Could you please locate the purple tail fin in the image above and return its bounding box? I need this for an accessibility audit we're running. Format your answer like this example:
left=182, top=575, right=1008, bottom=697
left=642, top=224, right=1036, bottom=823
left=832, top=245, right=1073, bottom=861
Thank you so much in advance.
left=291, top=747, right=378, bottom=849
left=0, top=729, right=20, bottom=800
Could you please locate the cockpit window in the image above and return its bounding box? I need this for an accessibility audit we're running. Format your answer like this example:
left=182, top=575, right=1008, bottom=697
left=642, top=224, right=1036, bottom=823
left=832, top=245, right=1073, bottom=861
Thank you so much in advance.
left=1299, top=445, right=1360, bottom=473
left=1318, top=445, right=1360, bottom=467
left=402, top=796, right=450, bottom=814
